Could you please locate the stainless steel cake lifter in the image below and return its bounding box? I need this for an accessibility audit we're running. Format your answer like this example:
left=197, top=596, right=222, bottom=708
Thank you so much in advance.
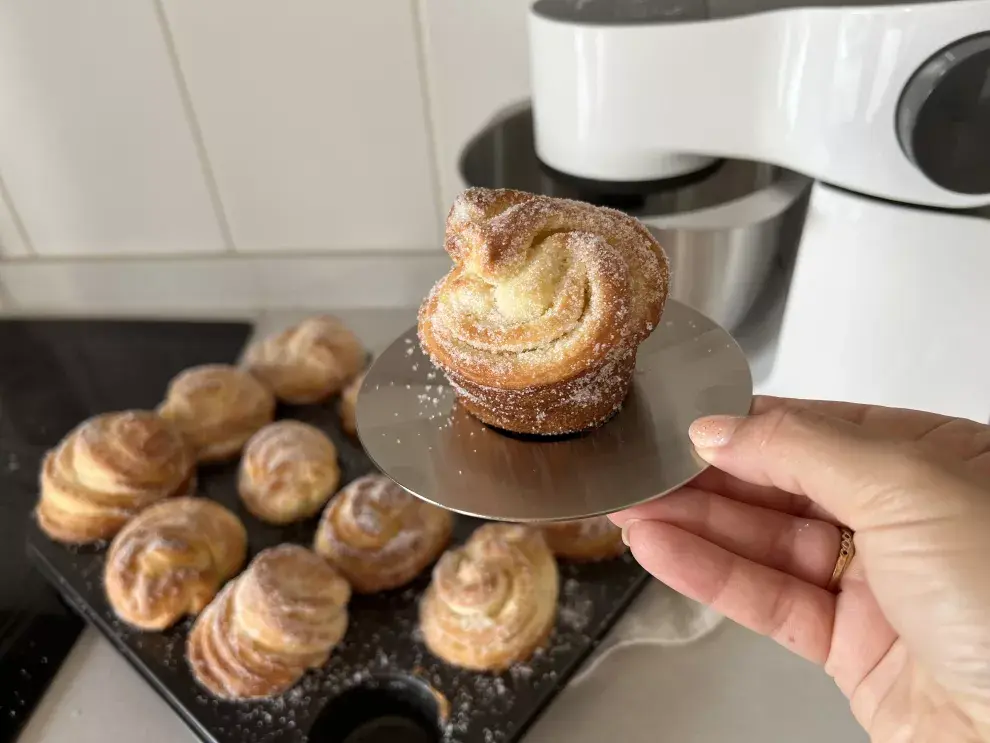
left=355, top=299, right=753, bottom=523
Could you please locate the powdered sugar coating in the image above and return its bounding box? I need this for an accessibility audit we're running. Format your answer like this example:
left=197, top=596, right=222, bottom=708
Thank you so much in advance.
left=314, top=474, right=454, bottom=594
left=157, top=364, right=276, bottom=463
left=36, top=410, right=196, bottom=544
left=418, top=188, right=669, bottom=434
left=420, top=524, right=559, bottom=671
left=187, top=544, right=350, bottom=701
left=243, top=316, right=365, bottom=405
left=238, top=421, right=340, bottom=525
left=104, top=497, right=247, bottom=631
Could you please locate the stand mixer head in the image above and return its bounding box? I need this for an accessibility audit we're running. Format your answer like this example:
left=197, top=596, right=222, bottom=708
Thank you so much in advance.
left=529, top=0, right=990, bottom=209
left=526, top=0, right=990, bottom=422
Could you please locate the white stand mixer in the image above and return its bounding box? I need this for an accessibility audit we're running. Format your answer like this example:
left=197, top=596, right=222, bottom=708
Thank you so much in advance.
left=529, top=0, right=990, bottom=422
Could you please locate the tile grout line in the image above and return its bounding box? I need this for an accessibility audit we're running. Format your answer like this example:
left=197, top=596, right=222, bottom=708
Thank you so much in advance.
left=0, top=248, right=445, bottom=266
left=151, top=0, right=237, bottom=253
left=410, top=0, right=446, bottom=239
left=0, top=165, right=36, bottom=257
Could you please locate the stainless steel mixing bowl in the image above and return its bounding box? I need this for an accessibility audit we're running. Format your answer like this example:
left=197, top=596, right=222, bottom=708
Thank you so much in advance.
left=459, top=102, right=811, bottom=331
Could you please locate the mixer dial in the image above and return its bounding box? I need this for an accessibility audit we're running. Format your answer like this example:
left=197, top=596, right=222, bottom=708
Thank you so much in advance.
left=897, top=33, right=990, bottom=196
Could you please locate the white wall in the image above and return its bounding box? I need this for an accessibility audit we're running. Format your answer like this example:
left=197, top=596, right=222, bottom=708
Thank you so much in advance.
left=0, top=0, right=533, bottom=314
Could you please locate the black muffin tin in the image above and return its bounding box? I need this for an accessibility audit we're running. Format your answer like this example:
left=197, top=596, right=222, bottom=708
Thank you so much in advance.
left=27, top=339, right=649, bottom=743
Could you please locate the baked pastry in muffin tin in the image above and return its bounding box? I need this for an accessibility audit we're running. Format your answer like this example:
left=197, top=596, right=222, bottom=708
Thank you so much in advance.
left=238, top=420, right=340, bottom=525
left=104, top=497, right=247, bottom=630
left=186, top=544, right=351, bottom=700
left=36, top=410, right=195, bottom=544
left=243, top=315, right=364, bottom=405
left=419, top=523, right=559, bottom=671
left=314, top=473, right=453, bottom=593
left=158, top=364, right=275, bottom=463
left=542, top=516, right=627, bottom=562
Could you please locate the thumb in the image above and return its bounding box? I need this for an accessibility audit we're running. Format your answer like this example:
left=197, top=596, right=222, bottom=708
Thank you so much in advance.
left=689, top=403, right=975, bottom=531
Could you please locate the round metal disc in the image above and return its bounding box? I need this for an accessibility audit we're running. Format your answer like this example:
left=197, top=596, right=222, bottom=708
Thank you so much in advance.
left=356, top=300, right=753, bottom=523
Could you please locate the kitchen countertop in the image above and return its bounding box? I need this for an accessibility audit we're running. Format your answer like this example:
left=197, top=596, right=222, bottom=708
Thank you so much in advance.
left=18, top=308, right=867, bottom=743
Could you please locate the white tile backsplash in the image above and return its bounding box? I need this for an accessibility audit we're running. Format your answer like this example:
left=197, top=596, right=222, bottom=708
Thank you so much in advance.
left=0, top=175, right=31, bottom=258
left=0, top=1, right=532, bottom=311
left=161, top=0, right=439, bottom=254
left=418, top=0, right=533, bottom=207
left=0, top=0, right=226, bottom=257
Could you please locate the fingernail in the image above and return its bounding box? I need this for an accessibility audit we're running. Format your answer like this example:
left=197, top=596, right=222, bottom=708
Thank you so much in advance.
left=689, top=415, right=742, bottom=449
left=621, top=519, right=642, bottom=547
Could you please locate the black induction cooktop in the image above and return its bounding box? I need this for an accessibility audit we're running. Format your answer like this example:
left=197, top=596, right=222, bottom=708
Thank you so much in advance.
left=0, top=318, right=252, bottom=742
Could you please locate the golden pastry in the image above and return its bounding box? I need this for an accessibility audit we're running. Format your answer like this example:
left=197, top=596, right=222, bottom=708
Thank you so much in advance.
left=238, top=420, right=340, bottom=524
left=187, top=544, right=350, bottom=700
left=418, top=188, right=669, bottom=435
left=314, top=474, right=453, bottom=593
left=36, top=411, right=195, bottom=544
left=338, top=370, right=365, bottom=437
left=542, top=516, right=626, bottom=562
left=158, top=364, right=275, bottom=463
left=104, top=497, right=247, bottom=631
left=419, top=523, right=559, bottom=671
left=243, top=316, right=365, bottom=404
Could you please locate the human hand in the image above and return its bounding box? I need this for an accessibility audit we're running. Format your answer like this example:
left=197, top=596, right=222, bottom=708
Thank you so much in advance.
left=610, top=397, right=990, bottom=742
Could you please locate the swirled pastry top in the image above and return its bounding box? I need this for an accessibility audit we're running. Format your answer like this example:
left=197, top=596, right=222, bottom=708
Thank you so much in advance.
left=243, top=316, right=365, bottom=404
left=419, top=188, right=669, bottom=389
left=186, top=544, right=350, bottom=700
left=36, top=411, right=195, bottom=543
left=238, top=421, right=340, bottom=524
left=104, top=497, right=247, bottom=630
left=233, top=544, right=351, bottom=660
left=157, top=364, right=275, bottom=461
left=420, top=524, right=559, bottom=670
left=314, top=474, right=453, bottom=593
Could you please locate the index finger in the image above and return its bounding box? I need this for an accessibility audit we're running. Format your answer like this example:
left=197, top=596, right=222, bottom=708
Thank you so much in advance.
left=754, top=397, right=990, bottom=473
left=679, top=396, right=885, bottom=522
left=691, top=403, right=978, bottom=532
left=682, top=397, right=986, bottom=523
